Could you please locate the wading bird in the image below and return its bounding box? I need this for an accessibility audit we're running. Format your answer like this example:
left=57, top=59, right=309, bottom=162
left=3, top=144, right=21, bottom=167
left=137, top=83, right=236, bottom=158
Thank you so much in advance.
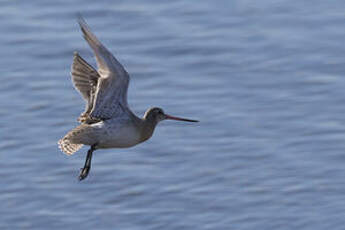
left=58, top=17, right=198, bottom=180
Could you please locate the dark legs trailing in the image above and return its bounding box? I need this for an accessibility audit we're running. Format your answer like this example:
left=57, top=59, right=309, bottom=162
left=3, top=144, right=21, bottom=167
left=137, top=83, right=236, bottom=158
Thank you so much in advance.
left=79, top=144, right=97, bottom=181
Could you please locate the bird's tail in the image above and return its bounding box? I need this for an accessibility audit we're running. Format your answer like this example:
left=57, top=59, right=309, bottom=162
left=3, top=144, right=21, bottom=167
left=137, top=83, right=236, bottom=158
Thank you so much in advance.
left=58, top=138, right=83, bottom=155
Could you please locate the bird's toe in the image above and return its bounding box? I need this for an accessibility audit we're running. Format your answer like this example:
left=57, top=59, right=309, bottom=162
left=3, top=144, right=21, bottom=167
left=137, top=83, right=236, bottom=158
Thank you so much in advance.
left=78, top=167, right=90, bottom=181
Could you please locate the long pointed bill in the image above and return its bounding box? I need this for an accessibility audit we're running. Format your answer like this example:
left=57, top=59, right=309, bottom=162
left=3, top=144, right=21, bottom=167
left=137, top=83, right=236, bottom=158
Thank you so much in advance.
left=165, top=114, right=199, bottom=122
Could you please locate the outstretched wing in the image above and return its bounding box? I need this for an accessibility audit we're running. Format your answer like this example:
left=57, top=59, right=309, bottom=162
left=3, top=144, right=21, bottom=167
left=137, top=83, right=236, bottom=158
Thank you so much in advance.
left=71, top=52, right=100, bottom=120
left=78, top=16, right=130, bottom=120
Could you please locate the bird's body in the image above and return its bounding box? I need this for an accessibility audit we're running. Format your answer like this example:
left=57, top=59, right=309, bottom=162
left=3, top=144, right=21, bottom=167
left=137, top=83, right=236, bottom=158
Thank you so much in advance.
left=59, top=16, right=198, bottom=180
left=62, top=117, right=140, bottom=149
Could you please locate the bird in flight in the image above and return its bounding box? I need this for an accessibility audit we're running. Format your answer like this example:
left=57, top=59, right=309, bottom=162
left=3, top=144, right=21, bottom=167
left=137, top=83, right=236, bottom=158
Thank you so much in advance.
left=59, top=16, right=198, bottom=180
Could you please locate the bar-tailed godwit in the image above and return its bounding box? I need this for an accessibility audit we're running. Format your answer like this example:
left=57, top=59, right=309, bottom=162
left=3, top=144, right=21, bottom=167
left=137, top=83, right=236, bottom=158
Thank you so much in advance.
left=59, top=17, right=198, bottom=180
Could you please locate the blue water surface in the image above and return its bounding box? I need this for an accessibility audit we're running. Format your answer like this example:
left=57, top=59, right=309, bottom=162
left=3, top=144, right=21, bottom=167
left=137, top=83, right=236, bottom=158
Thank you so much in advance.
left=1, top=1, right=345, bottom=229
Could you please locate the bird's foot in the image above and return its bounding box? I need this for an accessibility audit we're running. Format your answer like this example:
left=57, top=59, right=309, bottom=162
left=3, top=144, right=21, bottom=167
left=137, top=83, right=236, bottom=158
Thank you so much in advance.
left=79, top=166, right=90, bottom=181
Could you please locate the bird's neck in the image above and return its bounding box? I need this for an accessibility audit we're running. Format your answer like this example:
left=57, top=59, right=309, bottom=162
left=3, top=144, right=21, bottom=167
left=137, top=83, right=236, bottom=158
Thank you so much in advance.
left=140, top=117, right=158, bottom=142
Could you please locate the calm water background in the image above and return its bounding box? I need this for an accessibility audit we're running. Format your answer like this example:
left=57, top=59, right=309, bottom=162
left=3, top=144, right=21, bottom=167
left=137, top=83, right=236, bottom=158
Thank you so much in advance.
left=1, top=0, right=345, bottom=229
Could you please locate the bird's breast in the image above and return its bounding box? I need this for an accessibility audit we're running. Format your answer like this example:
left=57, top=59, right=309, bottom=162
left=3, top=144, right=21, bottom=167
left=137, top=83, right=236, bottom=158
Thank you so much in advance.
left=95, top=118, right=142, bottom=149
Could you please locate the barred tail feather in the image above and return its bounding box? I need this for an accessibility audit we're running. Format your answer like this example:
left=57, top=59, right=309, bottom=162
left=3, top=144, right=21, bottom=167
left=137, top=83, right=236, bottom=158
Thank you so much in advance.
left=58, top=138, right=83, bottom=155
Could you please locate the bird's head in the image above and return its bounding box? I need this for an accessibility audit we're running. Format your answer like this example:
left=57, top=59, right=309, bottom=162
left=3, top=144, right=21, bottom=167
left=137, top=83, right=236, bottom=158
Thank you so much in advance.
left=144, top=107, right=199, bottom=124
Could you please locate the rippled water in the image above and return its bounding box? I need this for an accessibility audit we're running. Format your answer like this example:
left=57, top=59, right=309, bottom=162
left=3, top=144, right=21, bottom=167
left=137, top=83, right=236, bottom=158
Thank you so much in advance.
left=2, top=0, right=345, bottom=229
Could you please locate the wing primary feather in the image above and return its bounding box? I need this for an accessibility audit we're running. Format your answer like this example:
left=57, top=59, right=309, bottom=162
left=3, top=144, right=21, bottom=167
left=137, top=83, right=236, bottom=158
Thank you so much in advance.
left=77, top=15, right=126, bottom=75
left=71, top=52, right=100, bottom=122
left=71, top=52, right=99, bottom=100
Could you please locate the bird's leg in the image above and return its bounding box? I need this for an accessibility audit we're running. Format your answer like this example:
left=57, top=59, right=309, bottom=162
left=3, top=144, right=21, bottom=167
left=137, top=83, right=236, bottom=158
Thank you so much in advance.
left=79, top=144, right=97, bottom=181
